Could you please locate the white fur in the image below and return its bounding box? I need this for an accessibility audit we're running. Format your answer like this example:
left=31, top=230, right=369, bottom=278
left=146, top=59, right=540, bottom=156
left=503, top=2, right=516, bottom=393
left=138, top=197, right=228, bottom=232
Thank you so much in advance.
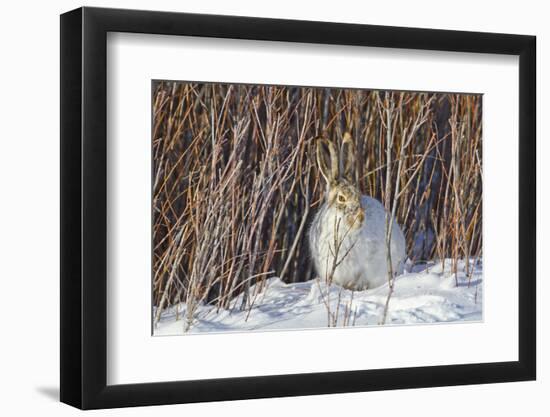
left=309, top=195, right=407, bottom=290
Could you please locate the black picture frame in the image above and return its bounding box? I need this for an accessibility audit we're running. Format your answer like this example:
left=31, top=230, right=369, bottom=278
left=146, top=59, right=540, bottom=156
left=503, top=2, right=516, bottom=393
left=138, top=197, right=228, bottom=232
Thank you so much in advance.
left=60, top=6, right=536, bottom=410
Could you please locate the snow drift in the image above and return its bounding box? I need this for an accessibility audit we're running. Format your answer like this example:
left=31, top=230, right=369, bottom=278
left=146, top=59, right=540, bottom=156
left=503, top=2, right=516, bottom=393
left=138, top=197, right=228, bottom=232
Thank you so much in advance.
left=154, top=259, right=482, bottom=336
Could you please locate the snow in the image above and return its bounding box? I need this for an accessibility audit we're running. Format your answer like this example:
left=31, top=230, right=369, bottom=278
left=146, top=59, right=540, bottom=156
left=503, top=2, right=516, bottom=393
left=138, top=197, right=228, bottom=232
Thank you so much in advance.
left=153, top=259, right=482, bottom=336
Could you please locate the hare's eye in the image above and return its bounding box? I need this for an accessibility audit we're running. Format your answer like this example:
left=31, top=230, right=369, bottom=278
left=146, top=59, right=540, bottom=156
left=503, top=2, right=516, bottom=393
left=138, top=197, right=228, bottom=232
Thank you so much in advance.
left=337, top=194, right=346, bottom=203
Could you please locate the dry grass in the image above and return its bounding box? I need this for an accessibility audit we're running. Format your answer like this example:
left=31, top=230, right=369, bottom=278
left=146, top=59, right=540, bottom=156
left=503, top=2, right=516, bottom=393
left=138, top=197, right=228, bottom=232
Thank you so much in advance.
left=152, top=81, right=482, bottom=324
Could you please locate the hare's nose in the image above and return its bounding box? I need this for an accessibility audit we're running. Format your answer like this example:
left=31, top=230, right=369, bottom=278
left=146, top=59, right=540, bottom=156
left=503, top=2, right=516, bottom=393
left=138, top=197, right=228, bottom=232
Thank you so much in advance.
left=356, top=210, right=365, bottom=224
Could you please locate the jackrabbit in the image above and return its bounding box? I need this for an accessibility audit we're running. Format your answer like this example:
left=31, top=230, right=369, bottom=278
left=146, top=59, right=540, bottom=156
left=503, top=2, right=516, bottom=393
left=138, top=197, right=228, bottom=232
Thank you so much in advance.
left=308, top=133, right=407, bottom=290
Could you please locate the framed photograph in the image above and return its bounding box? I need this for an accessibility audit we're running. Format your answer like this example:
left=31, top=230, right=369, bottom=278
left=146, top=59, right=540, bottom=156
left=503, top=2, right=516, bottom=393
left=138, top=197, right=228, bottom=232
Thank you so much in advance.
left=60, top=6, right=536, bottom=409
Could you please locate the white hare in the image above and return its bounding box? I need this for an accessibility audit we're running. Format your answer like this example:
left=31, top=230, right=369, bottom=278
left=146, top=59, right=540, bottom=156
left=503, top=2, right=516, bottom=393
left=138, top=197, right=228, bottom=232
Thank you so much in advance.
left=308, top=133, right=407, bottom=290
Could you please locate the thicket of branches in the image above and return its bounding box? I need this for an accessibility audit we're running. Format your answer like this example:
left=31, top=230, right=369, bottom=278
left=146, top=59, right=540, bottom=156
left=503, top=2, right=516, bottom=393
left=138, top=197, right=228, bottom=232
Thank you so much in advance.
left=152, top=81, right=482, bottom=325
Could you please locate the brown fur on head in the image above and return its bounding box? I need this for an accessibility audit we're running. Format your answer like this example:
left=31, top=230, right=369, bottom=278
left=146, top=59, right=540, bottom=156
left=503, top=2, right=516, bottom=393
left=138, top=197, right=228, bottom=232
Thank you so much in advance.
left=316, top=133, right=365, bottom=229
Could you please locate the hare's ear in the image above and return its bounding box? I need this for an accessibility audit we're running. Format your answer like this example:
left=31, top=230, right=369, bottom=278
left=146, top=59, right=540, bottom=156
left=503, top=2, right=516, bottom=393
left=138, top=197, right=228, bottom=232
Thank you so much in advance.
left=316, top=137, right=339, bottom=186
left=341, top=132, right=357, bottom=182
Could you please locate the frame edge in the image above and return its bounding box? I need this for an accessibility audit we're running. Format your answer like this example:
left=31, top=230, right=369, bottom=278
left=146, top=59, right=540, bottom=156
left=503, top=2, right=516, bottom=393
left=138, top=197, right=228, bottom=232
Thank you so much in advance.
left=518, top=35, right=536, bottom=380
left=60, top=7, right=84, bottom=409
